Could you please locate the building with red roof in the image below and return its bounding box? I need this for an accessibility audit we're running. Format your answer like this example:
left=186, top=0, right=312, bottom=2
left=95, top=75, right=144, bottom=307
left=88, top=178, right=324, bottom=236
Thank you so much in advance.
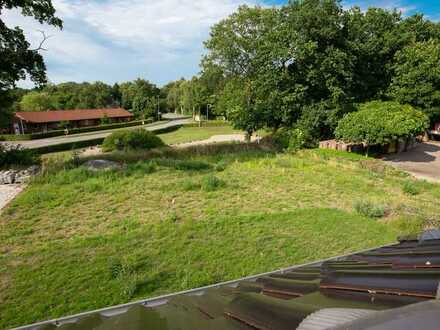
left=13, top=108, right=133, bottom=134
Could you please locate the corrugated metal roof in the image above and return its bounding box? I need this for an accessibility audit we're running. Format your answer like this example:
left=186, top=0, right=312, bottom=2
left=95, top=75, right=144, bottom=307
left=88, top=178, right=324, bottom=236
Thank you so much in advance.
left=15, top=108, right=133, bottom=123
left=15, top=233, right=440, bottom=330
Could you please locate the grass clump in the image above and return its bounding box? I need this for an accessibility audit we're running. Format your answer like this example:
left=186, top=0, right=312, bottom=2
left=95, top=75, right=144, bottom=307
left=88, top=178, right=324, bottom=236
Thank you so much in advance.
left=201, top=175, right=226, bottom=191
left=153, top=158, right=212, bottom=171
left=402, top=181, right=421, bottom=195
left=354, top=200, right=386, bottom=218
left=102, top=129, right=164, bottom=152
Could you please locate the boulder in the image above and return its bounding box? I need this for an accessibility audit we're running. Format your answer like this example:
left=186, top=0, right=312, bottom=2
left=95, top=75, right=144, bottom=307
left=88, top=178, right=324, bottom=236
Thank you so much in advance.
left=83, top=160, right=122, bottom=172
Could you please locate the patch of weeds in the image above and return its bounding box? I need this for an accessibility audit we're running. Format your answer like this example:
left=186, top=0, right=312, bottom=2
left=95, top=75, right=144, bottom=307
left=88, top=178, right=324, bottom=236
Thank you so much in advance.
left=390, top=216, right=425, bottom=235
left=402, top=181, right=421, bottom=195
left=153, top=158, right=212, bottom=171
left=354, top=200, right=386, bottom=218
left=165, top=211, right=179, bottom=223
left=181, top=179, right=201, bottom=191
left=214, top=160, right=228, bottom=172
left=126, top=162, right=156, bottom=176
left=201, top=175, right=226, bottom=192
left=108, top=258, right=124, bottom=279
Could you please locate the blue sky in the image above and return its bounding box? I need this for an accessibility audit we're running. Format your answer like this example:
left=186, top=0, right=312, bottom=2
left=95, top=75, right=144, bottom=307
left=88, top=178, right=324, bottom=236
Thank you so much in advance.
left=3, top=0, right=439, bottom=87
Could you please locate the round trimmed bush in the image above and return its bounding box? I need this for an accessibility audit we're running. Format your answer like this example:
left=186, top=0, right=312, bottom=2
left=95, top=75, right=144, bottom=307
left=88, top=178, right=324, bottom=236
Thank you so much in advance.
left=102, top=129, right=165, bottom=152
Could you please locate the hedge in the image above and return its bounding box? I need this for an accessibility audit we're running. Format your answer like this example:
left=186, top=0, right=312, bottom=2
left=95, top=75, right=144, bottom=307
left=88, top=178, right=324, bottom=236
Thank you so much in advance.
left=0, top=119, right=153, bottom=141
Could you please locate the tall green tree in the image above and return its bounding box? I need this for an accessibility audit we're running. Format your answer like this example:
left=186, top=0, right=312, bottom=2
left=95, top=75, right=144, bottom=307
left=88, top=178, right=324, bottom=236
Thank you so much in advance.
left=389, top=40, right=440, bottom=123
left=119, top=79, right=159, bottom=111
left=0, top=1, right=62, bottom=90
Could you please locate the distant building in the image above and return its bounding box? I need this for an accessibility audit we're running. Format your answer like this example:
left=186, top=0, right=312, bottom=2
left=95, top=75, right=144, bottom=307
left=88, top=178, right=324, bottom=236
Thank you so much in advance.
left=13, top=108, right=133, bottom=134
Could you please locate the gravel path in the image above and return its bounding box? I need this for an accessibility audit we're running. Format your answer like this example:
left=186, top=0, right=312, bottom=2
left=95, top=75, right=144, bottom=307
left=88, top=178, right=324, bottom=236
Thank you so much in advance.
left=0, top=185, right=24, bottom=212
left=174, top=134, right=259, bottom=148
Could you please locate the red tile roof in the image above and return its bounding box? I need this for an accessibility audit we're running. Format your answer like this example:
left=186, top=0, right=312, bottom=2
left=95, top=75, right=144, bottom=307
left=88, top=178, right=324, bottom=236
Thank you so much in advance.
left=15, top=108, right=133, bottom=123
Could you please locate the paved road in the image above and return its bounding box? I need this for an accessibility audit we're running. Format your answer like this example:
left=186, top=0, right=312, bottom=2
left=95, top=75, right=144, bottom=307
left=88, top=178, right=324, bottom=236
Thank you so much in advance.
left=3, top=118, right=193, bottom=149
left=383, top=141, right=440, bottom=183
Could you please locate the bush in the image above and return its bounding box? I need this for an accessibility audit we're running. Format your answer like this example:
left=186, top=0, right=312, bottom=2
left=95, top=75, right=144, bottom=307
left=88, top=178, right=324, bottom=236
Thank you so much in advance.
left=402, top=181, right=421, bottom=195
left=102, top=129, right=165, bottom=152
left=272, top=128, right=307, bottom=152
left=336, top=101, right=429, bottom=154
left=201, top=175, right=226, bottom=191
left=0, top=144, right=40, bottom=168
left=354, top=200, right=386, bottom=218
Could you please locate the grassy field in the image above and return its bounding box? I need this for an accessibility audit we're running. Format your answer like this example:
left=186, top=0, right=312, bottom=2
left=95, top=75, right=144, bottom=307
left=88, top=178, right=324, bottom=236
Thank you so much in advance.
left=1, top=144, right=440, bottom=328
left=158, top=125, right=240, bottom=145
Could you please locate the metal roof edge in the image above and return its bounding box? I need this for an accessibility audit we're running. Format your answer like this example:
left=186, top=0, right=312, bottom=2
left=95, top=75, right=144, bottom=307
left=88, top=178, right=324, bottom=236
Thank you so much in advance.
left=13, top=242, right=397, bottom=330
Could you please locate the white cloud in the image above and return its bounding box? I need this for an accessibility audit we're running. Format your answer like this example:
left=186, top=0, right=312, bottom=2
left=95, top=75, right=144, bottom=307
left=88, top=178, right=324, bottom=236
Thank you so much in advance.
left=2, top=0, right=263, bottom=86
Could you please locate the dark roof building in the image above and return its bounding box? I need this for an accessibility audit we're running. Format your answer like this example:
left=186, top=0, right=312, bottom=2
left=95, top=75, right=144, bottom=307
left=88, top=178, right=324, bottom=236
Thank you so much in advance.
left=17, top=230, right=440, bottom=330
left=13, top=108, right=133, bottom=134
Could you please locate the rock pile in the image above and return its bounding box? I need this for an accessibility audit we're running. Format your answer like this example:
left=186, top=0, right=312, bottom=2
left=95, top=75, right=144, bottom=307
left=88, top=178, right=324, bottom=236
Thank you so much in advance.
left=0, top=165, right=40, bottom=185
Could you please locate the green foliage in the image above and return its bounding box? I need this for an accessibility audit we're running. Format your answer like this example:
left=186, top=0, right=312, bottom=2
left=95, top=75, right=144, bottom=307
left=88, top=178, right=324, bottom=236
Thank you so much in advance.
left=201, top=174, right=226, bottom=191
left=389, top=39, right=440, bottom=123
left=152, top=159, right=212, bottom=171
left=354, top=200, right=386, bottom=218
left=0, top=1, right=62, bottom=91
left=402, top=181, right=421, bottom=196
left=120, top=79, right=160, bottom=113
left=0, top=144, right=39, bottom=168
left=102, top=129, right=164, bottom=152
left=335, top=101, right=429, bottom=146
left=201, top=0, right=440, bottom=140
left=272, top=128, right=307, bottom=151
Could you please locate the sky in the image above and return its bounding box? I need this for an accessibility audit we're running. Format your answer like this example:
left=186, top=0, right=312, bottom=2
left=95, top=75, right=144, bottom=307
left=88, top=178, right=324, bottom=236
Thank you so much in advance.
left=2, top=0, right=440, bottom=88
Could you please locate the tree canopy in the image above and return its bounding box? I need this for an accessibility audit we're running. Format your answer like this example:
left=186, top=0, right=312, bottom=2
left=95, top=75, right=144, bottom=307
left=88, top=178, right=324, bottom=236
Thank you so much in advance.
left=389, top=39, right=440, bottom=124
left=335, top=101, right=429, bottom=147
left=0, top=0, right=62, bottom=90
left=201, top=0, right=440, bottom=140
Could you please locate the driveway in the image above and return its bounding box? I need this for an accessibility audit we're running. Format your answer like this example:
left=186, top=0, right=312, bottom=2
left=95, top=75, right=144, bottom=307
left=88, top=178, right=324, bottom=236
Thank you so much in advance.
left=383, top=141, right=440, bottom=183
left=2, top=118, right=193, bottom=150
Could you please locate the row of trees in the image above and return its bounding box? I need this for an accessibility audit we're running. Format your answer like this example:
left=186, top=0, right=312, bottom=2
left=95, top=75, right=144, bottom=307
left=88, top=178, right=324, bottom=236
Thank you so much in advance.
left=195, top=0, right=440, bottom=143
left=1, top=0, right=439, bottom=141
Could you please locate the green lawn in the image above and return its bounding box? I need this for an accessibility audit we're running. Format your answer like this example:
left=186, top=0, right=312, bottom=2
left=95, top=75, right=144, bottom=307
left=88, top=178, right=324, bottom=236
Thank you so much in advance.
left=1, top=145, right=439, bottom=328
left=158, top=125, right=241, bottom=145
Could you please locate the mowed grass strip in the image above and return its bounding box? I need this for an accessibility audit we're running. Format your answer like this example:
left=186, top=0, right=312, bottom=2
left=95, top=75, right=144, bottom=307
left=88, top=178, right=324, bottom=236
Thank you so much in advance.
left=1, top=147, right=440, bottom=328
left=158, top=125, right=240, bottom=145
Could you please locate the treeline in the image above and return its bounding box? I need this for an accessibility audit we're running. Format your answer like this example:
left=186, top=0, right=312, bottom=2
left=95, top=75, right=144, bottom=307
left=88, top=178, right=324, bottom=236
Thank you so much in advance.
left=2, top=0, right=440, bottom=141
left=194, top=0, right=440, bottom=144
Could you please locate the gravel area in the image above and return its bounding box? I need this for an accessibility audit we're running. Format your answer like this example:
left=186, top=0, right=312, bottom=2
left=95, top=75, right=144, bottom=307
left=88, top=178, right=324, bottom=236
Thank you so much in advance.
left=0, top=185, right=24, bottom=211
left=174, top=134, right=260, bottom=148
left=383, top=141, right=440, bottom=183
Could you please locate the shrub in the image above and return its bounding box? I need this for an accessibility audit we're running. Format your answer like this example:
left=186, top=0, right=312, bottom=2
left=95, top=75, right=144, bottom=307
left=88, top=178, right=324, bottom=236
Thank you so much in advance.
left=201, top=175, right=226, bottom=191
left=354, top=200, right=386, bottom=218
left=102, top=129, right=165, bottom=152
left=272, top=128, right=307, bottom=152
left=336, top=101, right=429, bottom=155
left=402, top=181, right=421, bottom=195
left=0, top=144, right=40, bottom=168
